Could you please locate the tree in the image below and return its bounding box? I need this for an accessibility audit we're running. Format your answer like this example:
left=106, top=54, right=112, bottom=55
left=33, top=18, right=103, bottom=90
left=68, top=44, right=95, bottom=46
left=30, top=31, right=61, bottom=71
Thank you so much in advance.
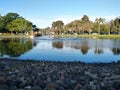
left=3, top=13, right=20, bottom=31
left=100, top=23, right=109, bottom=34
left=95, top=17, right=105, bottom=34
left=0, top=15, right=4, bottom=32
left=52, top=20, right=64, bottom=34
left=114, top=17, right=120, bottom=34
left=81, top=15, right=93, bottom=34
left=81, top=15, right=89, bottom=22
left=6, top=18, right=32, bottom=34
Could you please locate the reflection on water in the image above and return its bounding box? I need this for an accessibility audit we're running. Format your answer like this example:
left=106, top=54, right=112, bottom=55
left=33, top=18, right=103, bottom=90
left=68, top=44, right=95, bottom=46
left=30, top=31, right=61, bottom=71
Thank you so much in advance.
left=0, top=38, right=35, bottom=57
left=0, top=36, right=120, bottom=63
left=52, top=41, right=63, bottom=49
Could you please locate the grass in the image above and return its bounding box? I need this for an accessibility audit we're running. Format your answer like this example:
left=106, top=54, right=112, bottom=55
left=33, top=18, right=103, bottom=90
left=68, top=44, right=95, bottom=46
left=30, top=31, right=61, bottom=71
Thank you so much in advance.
left=1, top=34, right=120, bottom=39
left=55, top=34, right=120, bottom=39
left=0, top=34, right=33, bottom=38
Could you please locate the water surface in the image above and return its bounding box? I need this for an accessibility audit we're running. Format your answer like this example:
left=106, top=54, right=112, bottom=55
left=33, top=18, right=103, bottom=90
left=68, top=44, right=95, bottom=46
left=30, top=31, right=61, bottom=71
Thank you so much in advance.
left=0, top=36, right=120, bottom=63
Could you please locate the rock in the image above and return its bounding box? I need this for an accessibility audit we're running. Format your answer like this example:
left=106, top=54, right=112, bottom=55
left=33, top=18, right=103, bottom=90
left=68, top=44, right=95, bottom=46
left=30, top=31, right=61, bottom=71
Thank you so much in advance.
left=19, top=77, right=25, bottom=82
left=33, top=79, right=45, bottom=88
left=43, top=87, right=56, bottom=90
left=47, top=77, right=52, bottom=83
left=9, top=86, right=18, bottom=90
left=24, top=86, right=32, bottom=90
left=0, top=84, right=9, bottom=90
left=85, top=71, right=98, bottom=79
left=73, top=84, right=82, bottom=90
left=0, top=77, right=7, bottom=84
left=18, top=82, right=26, bottom=89
left=26, top=78, right=32, bottom=86
left=110, top=75, right=120, bottom=80
left=113, top=81, right=120, bottom=89
left=31, top=86, right=42, bottom=90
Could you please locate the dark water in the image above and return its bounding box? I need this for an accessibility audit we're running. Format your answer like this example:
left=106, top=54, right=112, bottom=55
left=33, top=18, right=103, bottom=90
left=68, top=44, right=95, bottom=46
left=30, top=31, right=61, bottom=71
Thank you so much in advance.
left=0, top=36, right=120, bottom=63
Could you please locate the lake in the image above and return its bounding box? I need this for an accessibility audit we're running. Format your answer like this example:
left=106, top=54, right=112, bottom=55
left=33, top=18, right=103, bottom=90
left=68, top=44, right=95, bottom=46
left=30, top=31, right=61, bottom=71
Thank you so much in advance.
left=0, top=36, right=120, bottom=63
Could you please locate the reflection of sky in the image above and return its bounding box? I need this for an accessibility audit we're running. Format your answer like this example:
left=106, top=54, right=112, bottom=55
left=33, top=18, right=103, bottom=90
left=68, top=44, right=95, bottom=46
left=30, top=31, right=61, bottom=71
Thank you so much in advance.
left=19, top=38, right=120, bottom=63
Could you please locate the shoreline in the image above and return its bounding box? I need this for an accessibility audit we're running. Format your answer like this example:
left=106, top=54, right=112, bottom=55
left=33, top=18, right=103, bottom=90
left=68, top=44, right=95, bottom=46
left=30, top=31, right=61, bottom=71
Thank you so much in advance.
left=0, top=35, right=34, bottom=38
left=55, top=34, right=120, bottom=39
left=1, top=34, right=120, bottom=39
left=0, top=58, right=120, bottom=64
left=0, top=58, right=120, bottom=89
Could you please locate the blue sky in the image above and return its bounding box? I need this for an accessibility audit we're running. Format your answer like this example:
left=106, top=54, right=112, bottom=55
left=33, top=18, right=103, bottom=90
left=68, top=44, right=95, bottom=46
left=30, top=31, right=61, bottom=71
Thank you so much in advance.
left=0, top=0, right=120, bottom=28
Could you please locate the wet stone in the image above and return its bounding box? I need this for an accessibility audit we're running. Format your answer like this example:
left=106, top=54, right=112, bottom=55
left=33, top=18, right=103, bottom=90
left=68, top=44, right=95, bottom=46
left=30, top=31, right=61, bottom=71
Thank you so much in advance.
left=9, top=86, right=18, bottom=90
left=31, top=86, right=42, bottom=90
left=0, top=84, right=9, bottom=90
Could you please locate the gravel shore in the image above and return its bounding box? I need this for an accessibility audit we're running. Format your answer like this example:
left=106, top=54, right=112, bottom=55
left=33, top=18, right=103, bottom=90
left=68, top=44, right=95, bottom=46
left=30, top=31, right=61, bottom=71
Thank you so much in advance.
left=0, top=58, right=120, bottom=90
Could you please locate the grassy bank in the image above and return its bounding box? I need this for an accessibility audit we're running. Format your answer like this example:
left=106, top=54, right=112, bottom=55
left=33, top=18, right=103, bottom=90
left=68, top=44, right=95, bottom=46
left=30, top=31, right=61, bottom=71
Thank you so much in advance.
left=1, top=34, right=120, bottom=39
left=55, top=34, right=120, bottom=39
left=0, top=34, right=33, bottom=38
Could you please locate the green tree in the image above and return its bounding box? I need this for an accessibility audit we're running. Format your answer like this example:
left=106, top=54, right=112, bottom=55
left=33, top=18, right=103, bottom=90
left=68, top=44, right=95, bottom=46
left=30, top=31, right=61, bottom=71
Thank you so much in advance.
left=114, top=17, right=120, bottom=34
left=81, top=15, right=93, bottom=34
left=81, top=15, right=89, bottom=22
left=52, top=20, right=64, bottom=34
left=6, top=18, right=32, bottom=34
left=100, top=23, right=109, bottom=34
left=0, top=15, right=4, bottom=32
left=95, top=17, right=105, bottom=34
left=3, top=13, right=20, bottom=31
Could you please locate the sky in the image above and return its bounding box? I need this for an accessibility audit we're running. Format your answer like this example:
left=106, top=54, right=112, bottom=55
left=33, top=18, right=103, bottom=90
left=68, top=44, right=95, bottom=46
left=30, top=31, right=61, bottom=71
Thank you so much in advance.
left=0, top=0, right=120, bottom=28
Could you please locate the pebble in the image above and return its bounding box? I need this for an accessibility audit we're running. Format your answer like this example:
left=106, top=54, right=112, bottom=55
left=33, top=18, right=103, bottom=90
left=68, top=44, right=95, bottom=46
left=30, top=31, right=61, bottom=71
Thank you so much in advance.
left=0, top=59, right=120, bottom=89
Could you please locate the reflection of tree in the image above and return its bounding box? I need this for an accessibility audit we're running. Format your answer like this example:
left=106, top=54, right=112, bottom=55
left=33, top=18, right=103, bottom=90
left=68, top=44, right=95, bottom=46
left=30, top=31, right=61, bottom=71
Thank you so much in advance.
left=94, top=48, right=103, bottom=54
left=70, top=40, right=89, bottom=55
left=0, top=38, right=34, bottom=57
left=94, top=39, right=103, bottom=54
left=52, top=42, right=63, bottom=49
left=81, top=46, right=89, bottom=55
left=80, top=41, right=89, bottom=55
left=112, top=39, right=120, bottom=55
left=112, top=48, right=120, bottom=55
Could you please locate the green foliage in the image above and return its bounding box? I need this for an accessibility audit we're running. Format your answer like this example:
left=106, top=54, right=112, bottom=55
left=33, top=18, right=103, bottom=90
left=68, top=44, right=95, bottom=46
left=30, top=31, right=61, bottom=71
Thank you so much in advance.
left=52, top=20, right=64, bottom=34
left=6, top=18, right=32, bottom=34
left=0, top=15, right=4, bottom=31
left=2, top=13, right=20, bottom=32
left=0, top=12, right=120, bottom=36
left=62, top=15, right=93, bottom=34
left=0, top=12, right=35, bottom=34
left=81, top=15, right=90, bottom=22
left=114, top=17, right=120, bottom=34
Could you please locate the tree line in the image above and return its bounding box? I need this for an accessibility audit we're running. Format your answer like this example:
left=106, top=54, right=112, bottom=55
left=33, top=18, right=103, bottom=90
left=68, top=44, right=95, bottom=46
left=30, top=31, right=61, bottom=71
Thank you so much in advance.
left=49, top=15, right=120, bottom=35
left=0, top=12, right=38, bottom=35
left=0, top=12, right=120, bottom=35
